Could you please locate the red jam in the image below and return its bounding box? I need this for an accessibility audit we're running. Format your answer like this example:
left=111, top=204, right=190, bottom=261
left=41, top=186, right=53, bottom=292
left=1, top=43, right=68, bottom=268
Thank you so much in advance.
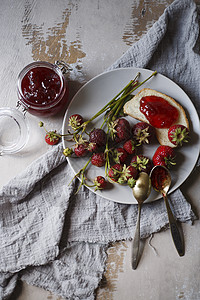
left=17, top=62, right=69, bottom=117
left=151, top=166, right=168, bottom=192
left=140, top=96, right=179, bottom=128
left=21, top=67, right=61, bottom=106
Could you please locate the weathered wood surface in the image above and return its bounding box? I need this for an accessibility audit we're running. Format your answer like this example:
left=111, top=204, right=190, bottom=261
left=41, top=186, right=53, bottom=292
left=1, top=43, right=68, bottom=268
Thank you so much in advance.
left=0, top=1, right=199, bottom=299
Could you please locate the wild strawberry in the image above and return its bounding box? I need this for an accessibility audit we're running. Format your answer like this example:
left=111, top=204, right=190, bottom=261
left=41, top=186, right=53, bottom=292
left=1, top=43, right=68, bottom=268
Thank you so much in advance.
left=153, top=145, right=176, bottom=168
left=131, top=155, right=153, bottom=174
left=115, top=118, right=131, bottom=142
left=132, top=122, right=155, bottom=144
left=117, top=165, right=138, bottom=185
left=89, top=128, right=107, bottom=148
left=74, top=143, right=88, bottom=157
left=87, top=142, right=98, bottom=153
left=91, top=152, right=105, bottom=167
left=108, top=163, right=123, bottom=182
left=125, top=165, right=138, bottom=180
left=93, top=176, right=107, bottom=190
left=168, top=124, right=189, bottom=147
left=45, top=131, right=60, bottom=145
left=68, top=114, right=83, bottom=130
left=123, top=139, right=136, bottom=155
left=113, top=147, right=128, bottom=164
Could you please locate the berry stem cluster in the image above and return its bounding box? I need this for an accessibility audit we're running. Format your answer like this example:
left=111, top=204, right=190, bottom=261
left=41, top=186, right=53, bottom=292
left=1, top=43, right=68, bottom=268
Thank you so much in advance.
left=64, top=71, right=157, bottom=191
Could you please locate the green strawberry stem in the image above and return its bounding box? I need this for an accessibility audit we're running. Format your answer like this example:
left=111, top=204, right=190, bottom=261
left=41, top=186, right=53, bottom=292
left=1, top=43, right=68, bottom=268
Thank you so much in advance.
left=83, top=70, right=157, bottom=127
left=72, top=157, right=92, bottom=194
left=82, top=73, right=139, bottom=127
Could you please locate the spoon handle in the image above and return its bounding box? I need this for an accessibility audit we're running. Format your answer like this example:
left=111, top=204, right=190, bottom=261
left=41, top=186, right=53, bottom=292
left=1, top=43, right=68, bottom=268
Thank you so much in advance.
left=132, top=203, right=142, bottom=269
left=163, top=195, right=185, bottom=256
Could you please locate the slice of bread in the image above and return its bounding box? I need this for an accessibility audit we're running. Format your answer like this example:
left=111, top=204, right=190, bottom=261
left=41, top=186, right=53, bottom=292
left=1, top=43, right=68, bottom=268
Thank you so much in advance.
left=123, top=88, right=189, bottom=147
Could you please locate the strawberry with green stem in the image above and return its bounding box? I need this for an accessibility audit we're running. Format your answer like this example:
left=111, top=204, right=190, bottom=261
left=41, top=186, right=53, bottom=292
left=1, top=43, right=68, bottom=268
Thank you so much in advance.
left=39, top=121, right=61, bottom=145
left=168, top=124, right=189, bottom=147
left=153, top=145, right=176, bottom=168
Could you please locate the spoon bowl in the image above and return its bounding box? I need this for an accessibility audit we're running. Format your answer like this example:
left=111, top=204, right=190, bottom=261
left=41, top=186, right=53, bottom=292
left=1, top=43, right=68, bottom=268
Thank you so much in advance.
left=132, top=172, right=151, bottom=269
left=150, top=165, right=184, bottom=256
left=132, top=172, right=152, bottom=203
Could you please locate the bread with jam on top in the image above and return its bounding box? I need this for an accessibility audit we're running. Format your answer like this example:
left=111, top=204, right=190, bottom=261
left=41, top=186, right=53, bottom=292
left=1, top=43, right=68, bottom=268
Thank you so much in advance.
left=123, top=88, right=189, bottom=147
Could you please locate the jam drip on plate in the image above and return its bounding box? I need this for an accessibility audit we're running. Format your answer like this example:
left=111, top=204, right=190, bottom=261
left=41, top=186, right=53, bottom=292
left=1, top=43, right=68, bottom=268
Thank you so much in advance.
left=140, top=95, right=179, bottom=128
left=21, top=67, right=62, bottom=106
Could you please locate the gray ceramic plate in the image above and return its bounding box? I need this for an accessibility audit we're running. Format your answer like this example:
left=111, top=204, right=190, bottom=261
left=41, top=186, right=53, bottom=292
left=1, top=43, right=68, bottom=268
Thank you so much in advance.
left=62, top=68, right=200, bottom=204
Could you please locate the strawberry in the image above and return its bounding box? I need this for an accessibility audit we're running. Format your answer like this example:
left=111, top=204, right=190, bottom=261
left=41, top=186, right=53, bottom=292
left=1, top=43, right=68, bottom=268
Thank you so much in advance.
left=132, top=122, right=155, bottom=144
left=168, top=124, right=189, bottom=147
left=117, top=165, right=138, bottom=186
left=153, top=145, right=176, bottom=168
left=74, top=143, right=88, bottom=157
left=87, top=142, right=99, bottom=153
left=91, top=152, right=106, bottom=167
left=89, top=128, right=107, bottom=148
left=108, top=163, right=123, bottom=182
left=45, top=131, right=60, bottom=145
left=125, top=165, right=138, bottom=180
left=123, top=139, right=136, bottom=155
left=68, top=114, right=83, bottom=130
left=113, top=147, right=128, bottom=164
left=131, top=155, right=152, bottom=174
left=93, top=176, right=107, bottom=190
left=126, top=165, right=138, bottom=188
left=114, top=118, right=131, bottom=142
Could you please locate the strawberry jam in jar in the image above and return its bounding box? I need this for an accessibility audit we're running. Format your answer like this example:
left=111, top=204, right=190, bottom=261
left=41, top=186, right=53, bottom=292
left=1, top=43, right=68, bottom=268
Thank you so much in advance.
left=17, top=61, right=69, bottom=117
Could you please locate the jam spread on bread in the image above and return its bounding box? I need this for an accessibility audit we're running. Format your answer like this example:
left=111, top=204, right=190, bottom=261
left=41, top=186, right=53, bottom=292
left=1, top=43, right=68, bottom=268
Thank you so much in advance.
left=140, top=95, right=179, bottom=128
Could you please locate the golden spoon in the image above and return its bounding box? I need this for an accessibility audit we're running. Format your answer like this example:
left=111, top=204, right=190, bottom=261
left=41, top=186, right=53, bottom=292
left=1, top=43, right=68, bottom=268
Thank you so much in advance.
left=132, top=172, right=151, bottom=269
left=150, top=165, right=184, bottom=256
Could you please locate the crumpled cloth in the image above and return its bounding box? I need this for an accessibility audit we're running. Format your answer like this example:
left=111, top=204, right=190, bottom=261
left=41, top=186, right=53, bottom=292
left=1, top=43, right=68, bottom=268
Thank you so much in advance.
left=0, top=0, right=199, bottom=299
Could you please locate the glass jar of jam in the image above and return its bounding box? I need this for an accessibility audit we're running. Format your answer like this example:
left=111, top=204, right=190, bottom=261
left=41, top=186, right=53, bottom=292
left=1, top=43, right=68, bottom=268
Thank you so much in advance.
left=17, top=61, right=70, bottom=117
left=0, top=61, right=71, bottom=155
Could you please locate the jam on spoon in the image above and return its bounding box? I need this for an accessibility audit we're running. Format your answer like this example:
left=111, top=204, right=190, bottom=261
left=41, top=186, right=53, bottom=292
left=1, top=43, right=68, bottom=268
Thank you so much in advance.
left=140, top=95, right=179, bottom=128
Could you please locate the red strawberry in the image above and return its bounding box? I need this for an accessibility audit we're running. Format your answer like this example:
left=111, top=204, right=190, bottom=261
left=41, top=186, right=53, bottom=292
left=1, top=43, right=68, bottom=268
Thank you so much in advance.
left=126, top=165, right=138, bottom=180
left=117, top=165, right=138, bottom=185
left=123, top=139, right=136, bottom=155
left=126, top=165, right=138, bottom=188
left=91, top=152, right=105, bottom=167
left=87, top=142, right=99, bottom=153
left=115, top=118, right=131, bottom=142
left=68, top=114, right=83, bottom=130
left=93, top=176, right=107, bottom=190
left=153, top=145, right=176, bottom=168
left=113, top=147, right=128, bottom=164
left=45, top=131, right=60, bottom=145
left=132, top=122, right=155, bottom=144
left=108, top=163, right=123, bottom=182
left=131, top=155, right=152, bottom=174
left=89, top=129, right=107, bottom=148
left=74, top=143, right=88, bottom=157
left=168, top=124, right=189, bottom=147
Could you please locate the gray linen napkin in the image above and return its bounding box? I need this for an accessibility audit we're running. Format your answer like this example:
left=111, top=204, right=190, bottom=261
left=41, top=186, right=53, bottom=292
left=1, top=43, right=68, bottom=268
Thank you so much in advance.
left=0, top=0, right=199, bottom=299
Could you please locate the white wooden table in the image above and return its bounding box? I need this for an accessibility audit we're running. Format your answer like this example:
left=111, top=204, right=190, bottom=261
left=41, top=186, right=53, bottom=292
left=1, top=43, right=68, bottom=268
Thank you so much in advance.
left=1, top=1, right=200, bottom=299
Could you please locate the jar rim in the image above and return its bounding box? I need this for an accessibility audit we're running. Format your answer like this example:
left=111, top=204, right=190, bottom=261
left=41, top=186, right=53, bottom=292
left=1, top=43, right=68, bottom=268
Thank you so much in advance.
left=17, top=61, right=66, bottom=111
